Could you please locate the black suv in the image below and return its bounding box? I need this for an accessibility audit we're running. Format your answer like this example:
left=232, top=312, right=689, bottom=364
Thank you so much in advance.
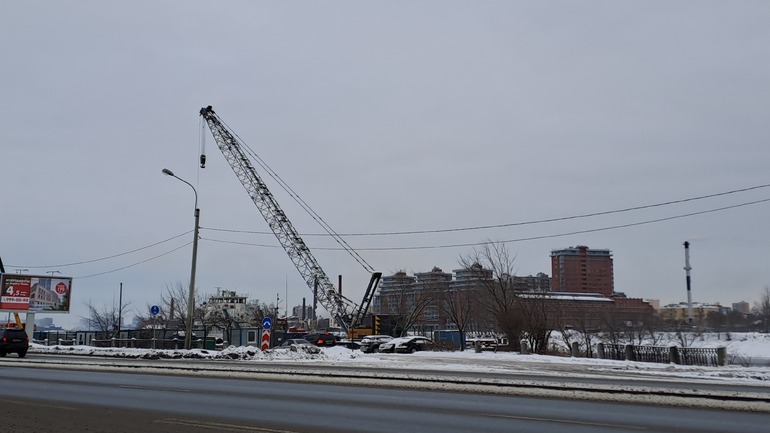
left=0, top=328, right=29, bottom=358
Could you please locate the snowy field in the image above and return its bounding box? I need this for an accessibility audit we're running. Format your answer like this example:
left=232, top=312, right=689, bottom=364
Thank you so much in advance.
left=28, top=332, right=770, bottom=385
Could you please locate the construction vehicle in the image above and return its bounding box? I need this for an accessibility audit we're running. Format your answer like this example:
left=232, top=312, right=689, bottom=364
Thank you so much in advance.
left=199, top=106, right=381, bottom=334
left=0, top=257, right=27, bottom=331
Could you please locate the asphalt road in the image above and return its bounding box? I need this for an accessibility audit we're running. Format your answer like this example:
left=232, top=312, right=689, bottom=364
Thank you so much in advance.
left=1, top=366, right=768, bottom=433
left=17, top=353, right=770, bottom=398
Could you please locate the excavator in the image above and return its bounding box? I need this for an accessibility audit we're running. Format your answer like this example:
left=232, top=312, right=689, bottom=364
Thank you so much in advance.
left=199, top=106, right=381, bottom=335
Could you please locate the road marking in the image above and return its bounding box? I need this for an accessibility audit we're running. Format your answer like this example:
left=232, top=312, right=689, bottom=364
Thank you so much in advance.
left=155, top=418, right=299, bottom=433
left=485, top=413, right=647, bottom=430
left=118, top=384, right=191, bottom=392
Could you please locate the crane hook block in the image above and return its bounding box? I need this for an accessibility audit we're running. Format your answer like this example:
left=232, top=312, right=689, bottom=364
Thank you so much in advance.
left=200, top=154, right=206, bottom=168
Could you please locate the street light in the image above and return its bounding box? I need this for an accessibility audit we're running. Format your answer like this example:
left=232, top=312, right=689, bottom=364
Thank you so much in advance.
left=162, top=168, right=200, bottom=351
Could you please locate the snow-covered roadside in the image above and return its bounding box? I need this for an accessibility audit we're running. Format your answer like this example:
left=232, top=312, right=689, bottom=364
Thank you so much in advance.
left=28, top=339, right=770, bottom=385
left=17, top=343, right=770, bottom=413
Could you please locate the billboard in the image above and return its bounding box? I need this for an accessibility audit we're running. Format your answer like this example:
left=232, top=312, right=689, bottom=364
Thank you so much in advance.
left=0, top=274, right=72, bottom=313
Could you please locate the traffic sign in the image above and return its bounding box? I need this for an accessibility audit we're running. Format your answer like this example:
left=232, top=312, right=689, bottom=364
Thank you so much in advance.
left=262, top=317, right=272, bottom=330
left=261, top=329, right=271, bottom=351
left=150, top=305, right=160, bottom=316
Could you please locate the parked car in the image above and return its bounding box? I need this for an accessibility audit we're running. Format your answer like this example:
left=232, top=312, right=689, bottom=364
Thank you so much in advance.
left=168, top=332, right=200, bottom=341
left=359, top=335, right=393, bottom=353
left=277, top=339, right=320, bottom=354
left=304, top=332, right=337, bottom=347
left=377, top=336, right=413, bottom=353
left=0, top=328, right=29, bottom=358
left=395, top=336, right=435, bottom=353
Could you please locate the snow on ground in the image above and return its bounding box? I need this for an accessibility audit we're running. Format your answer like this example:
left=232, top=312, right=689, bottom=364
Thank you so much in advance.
left=28, top=332, right=770, bottom=385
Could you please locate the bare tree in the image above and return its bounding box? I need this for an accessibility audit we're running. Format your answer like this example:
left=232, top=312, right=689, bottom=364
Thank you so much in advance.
left=159, top=281, right=205, bottom=331
left=561, top=303, right=602, bottom=357
left=388, top=271, right=436, bottom=336
left=757, top=286, right=770, bottom=333
left=459, top=242, right=523, bottom=350
left=438, top=285, right=477, bottom=351
left=515, top=291, right=554, bottom=354
left=82, top=301, right=130, bottom=339
left=243, top=299, right=270, bottom=326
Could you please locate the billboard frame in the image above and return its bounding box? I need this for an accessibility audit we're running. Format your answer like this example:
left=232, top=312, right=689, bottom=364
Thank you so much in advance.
left=0, top=273, right=73, bottom=313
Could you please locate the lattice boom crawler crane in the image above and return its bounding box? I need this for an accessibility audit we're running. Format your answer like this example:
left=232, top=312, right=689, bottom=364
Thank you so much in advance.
left=199, top=106, right=381, bottom=333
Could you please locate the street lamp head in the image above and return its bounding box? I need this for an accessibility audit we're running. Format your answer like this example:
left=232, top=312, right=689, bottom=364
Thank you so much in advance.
left=162, top=168, right=175, bottom=177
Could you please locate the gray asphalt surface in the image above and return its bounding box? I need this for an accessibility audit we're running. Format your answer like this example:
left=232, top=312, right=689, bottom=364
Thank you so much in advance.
left=2, top=367, right=769, bottom=433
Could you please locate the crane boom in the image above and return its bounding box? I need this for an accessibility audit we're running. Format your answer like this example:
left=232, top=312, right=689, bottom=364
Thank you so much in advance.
left=199, top=106, right=380, bottom=331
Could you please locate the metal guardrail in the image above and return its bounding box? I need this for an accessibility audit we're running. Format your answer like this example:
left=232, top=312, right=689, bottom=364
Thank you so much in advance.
left=596, top=343, right=725, bottom=366
left=678, top=347, right=721, bottom=367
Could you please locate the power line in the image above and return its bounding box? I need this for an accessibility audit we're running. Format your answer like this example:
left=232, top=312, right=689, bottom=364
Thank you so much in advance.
left=8, top=231, right=192, bottom=269
left=9, top=184, right=768, bottom=272
left=202, top=183, right=770, bottom=237
left=200, top=197, right=770, bottom=251
left=75, top=242, right=192, bottom=279
left=202, top=238, right=281, bottom=249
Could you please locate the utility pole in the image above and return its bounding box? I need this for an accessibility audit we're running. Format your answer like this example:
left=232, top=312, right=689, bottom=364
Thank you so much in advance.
left=117, top=282, right=123, bottom=338
left=683, top=241, right=693, bottom=325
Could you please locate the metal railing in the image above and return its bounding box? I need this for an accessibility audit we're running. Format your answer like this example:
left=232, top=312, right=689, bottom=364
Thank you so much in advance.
left=596, top=343, right=725, bottom=366
left=677, top=347, right=721, bottom=367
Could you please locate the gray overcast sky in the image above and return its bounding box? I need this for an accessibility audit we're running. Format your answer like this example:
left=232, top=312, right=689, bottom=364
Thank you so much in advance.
left=2, top=1, right=769, bottom=328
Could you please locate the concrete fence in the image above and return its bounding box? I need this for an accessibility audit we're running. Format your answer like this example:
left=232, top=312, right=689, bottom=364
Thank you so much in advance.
left=90, top=338, right=206, bottom=350
left=595, top=343, right=726, bottom=367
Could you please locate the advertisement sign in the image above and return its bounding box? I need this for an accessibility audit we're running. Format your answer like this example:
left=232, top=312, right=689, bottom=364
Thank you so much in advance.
left=0, top=274, right=72, bottom=313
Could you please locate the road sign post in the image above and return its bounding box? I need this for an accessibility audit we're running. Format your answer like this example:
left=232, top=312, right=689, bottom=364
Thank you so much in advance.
left=150, top=305, right=160, bottom=349
left=261, top=317, right=272, bottom=351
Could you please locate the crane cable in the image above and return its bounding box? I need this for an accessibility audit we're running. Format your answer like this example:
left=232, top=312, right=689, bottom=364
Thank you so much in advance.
left=215, top=113, right=375, bottom=274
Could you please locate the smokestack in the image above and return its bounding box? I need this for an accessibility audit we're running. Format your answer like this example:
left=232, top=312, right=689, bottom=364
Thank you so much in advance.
left=313, top=276, right=318, bottom=320
left=302, top=297, right=306, bottom=321
left=683, top=241, right=693, bottom=325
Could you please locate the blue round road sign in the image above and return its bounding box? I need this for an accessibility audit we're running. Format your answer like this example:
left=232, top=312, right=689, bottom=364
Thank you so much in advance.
left=262, top=317, right=272, bottom=330
left=150, top=305, right=160, bottom=316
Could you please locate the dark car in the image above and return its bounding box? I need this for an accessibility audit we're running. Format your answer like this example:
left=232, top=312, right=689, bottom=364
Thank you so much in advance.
left=394, top=336, right=435, bottom=354
left=304, top=332, right=337, bottom=347
left=0, top=328, right=29, bottom=358
left=359, top=335, right=393, bottom=353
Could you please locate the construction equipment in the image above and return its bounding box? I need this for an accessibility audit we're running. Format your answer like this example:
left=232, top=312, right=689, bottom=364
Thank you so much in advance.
left=0, top=258, right=25, bottom=329
left=199, top=106, right=381, bottom=332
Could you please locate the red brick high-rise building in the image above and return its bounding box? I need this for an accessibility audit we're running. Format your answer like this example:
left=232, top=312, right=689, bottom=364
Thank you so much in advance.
left=550, top=246, right=614, bottom=296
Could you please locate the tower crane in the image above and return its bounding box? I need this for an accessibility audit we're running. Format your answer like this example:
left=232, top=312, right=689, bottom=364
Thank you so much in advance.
left=199, top=106, right=381, bottom=332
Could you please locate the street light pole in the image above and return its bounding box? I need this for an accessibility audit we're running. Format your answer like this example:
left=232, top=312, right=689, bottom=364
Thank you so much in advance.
left=162, top=168, right=199, bottom=351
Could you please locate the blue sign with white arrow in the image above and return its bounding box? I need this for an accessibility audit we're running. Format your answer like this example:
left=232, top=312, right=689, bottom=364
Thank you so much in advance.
left=262, top=317, right=272, bottom=330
